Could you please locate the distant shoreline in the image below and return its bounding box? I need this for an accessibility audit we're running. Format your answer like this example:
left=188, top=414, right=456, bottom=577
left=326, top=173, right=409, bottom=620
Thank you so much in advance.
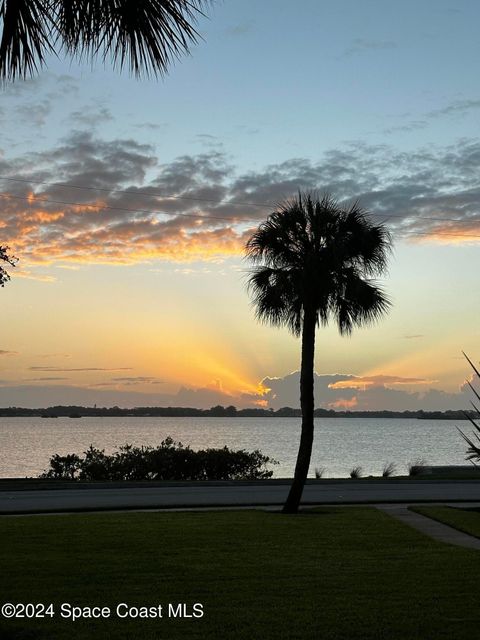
left=0, top=406, right=476, bottom=420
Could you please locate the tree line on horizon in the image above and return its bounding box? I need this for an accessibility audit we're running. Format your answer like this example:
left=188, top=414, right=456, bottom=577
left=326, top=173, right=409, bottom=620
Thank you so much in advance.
left=0, top=405, right=476, bottom=420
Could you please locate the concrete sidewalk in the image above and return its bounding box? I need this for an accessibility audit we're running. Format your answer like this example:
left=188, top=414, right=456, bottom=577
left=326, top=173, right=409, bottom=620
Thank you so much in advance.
left=2, top=481, right=480, bottom=513
left=376, top=504, right=480, bottom=550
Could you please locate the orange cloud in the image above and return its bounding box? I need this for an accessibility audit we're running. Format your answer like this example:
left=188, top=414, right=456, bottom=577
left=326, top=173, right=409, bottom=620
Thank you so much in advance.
left=328, top=375, right=434, bottom=390
left=2, top=197, right=250, bottom=266
left=328, top=396, right=358, bottom=409
left=411, top=222, right=480, bottom=245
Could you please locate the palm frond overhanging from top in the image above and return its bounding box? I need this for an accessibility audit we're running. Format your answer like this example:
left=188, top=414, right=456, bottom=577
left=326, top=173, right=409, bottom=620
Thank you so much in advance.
left=0, top=0, right=209, bottom=81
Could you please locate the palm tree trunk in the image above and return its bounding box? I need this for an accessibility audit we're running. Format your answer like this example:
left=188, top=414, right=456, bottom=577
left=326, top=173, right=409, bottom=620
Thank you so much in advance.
left=282, top=306, right=316, bottom=514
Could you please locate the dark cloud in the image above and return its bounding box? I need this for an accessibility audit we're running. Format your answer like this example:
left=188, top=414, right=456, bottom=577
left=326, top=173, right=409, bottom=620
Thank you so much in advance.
left=1, top=134, right=480, bottom=270
left=258, top=372, right=469, bottom=411
left=427, top=99, right=480, bottom=119
left=17, top=101, right=52, bottom=127
left=29, top=367, right=133, bottom=372
left=37, top=353, right=71, bottom=359
left=68, top=105, right=113, bottom=128
left=0, top=75, right=78, bottom=132
left=0, top=383, right=244, bottom=409
left=25, top=377, right=70, bottom=381
left=225, top=21, right=254, bottom=37
left=133, top=122, right=168, bottom=131
left=109, top=376, right=164, bottom=385
left=0, top=370, right=471, bottom=410
left=194, top=134, right=223, bottom=150
left=0, top=350, right=18, bottom=356
left=402, top=334, right=424, bottom=339
left=234, top=125, right=260, bottom=136
left=340, top=38, right=397, bottom=58
left=384, top=99, right=480, bottom=135
left=328, top=374, right=433, bottom=389
left=383, top=120, right=428, bottom=135
left=1, top=76, right=44, bottom=98
left=174, top=385, right=238, bottom=407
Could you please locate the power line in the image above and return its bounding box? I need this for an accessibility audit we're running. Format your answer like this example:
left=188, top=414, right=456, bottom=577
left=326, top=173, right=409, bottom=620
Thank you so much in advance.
left=1, top=175, right=480, bottom=226
left=3, top=190, right=480, bottom=241
left=1, top=191, right=480, bottom=239
left=0, top=175, right=269, bottom=210
left=0, top=181, right=480, bottom=239
left=0, top=192, right=259, bottom=224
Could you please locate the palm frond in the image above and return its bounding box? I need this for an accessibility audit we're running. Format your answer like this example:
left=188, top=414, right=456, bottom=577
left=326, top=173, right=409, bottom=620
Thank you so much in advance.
left=332, top=272, right=391, bottom=335
left=245, top=203, right=309, bottom=269
left=245, top=190, right=391, bottom=338
left=340, top=202, right=393, bottom=276
left=65, top=0, right=208, bottom=77
left=0, top=0, right=55, bottom=81
left=458, top=353, right=480, bottom=463
left=0, top=0, right=209, bottom=80
left=457, top=423, right=480, bottom=461
left=246, top=266, right=303, bottom=336
left=466, top=379, right=480, bottom=406
left=463, top=351, right=480, bottom=380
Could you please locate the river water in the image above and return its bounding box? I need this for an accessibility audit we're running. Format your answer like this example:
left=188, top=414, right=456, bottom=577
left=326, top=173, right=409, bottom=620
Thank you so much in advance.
left=0, top=416, right=473, bottom=478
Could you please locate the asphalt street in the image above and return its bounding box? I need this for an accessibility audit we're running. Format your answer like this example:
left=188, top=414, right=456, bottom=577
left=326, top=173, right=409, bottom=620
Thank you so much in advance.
left=1, top=481, right=480, bottom=513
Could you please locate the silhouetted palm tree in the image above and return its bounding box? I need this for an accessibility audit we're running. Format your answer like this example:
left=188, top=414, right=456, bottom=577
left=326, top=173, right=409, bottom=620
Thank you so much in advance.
left=246, top=192, right=392, bottom=514
left=0, top=0, right=209, bottom=81
left=0, top=244, right=16, bottom=286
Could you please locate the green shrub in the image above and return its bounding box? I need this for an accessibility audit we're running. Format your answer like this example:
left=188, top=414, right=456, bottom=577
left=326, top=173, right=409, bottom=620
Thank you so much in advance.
left=44, top=453, right=81, bottom=480
left=40, top=437, right=278, bottom=481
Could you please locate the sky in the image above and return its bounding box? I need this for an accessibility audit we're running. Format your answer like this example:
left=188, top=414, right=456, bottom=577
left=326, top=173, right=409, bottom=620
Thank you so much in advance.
left=1, top=0, right=480, bottom=410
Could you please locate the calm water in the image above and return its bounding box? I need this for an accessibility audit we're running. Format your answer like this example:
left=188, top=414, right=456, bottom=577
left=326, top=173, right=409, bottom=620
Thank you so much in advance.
left=0, top=417, right=471, bottom=479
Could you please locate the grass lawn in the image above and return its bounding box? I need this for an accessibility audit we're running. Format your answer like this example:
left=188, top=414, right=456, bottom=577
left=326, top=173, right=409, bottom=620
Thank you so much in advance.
left=411, top=505, right=480, bottom=539
left=0, top=507, right=479, bottom=640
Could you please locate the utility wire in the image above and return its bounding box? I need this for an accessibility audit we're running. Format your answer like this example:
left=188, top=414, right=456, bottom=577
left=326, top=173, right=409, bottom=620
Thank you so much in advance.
left=1, top=192, right=479, bottom=239
left=0, top=179, right=479, bottom=239
left=0, top=192, right=259, bottom=224
left=0, top=175, right=479, bottom=225
left=0, top=176, right=268, bottom=210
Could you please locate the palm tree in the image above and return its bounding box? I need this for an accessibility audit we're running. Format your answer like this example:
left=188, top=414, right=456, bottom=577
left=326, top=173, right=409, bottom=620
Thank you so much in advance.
left=0, top=0, right=210, bottom=81
left=245, top=192, right=392, bottom=514
left=0, top=244, right=16, bottom=286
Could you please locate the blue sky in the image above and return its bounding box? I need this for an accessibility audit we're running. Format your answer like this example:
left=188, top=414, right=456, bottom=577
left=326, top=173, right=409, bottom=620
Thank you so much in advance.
left=6, top=0, right=480, bottom=163
left=0, top=0, right=479, bottom=409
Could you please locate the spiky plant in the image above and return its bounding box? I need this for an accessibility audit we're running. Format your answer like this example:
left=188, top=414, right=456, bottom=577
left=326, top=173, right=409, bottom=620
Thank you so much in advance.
left=381, top=461, right=397, bottom=477
left=457, top=353, right=480, bottom=463
left=407, top=458, right=427, bottom=476
left=349, top=465, right=363, bottom=479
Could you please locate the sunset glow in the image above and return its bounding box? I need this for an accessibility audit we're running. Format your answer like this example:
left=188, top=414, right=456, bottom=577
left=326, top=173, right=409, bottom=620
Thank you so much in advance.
left=0, top=1, right=479, bottom=411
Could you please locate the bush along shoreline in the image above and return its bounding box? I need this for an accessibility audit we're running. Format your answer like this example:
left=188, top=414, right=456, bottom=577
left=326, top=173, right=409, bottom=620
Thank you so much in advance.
left=40, top=437, right=278, bottom=481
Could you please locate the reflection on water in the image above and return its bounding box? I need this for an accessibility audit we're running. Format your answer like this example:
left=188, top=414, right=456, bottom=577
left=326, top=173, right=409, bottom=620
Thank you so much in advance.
left=0, top=416, right=469, bottom=479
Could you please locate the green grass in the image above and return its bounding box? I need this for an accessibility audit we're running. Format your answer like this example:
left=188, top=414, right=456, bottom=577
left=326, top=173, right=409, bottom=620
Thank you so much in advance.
left=0, top=508, right=479, bottom=639
left=411, top=505, right=480, bottom=538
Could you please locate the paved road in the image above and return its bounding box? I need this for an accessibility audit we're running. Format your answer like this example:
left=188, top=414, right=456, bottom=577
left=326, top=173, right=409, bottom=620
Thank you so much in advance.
left=1, top=482, right=480, bottom=513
